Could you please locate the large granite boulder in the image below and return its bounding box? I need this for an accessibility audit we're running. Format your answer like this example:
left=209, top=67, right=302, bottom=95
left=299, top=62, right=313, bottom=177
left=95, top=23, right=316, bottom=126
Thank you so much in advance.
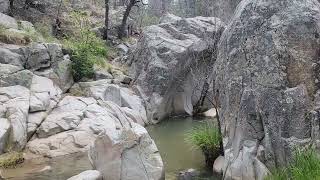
left=89, top=123, right=164, bottom=180
left=129, top=16, right=225, bottom=122
left=213, top=0, right=320, bottom=179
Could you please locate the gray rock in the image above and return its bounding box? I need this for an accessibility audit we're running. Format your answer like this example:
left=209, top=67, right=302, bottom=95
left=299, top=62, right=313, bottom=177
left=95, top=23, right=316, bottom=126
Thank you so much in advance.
left=177, top=169, right=199, bottom=180
left=116, top=44, right=129, bottom=55
left=159, top=13, right=182, bottom=24
left=0, top=69, right=34, bottom=88
left=0, top=47, right=25, bottom=67
left=67, top=170, right=102, bottom=180
left=29, top=75, right=62, bottom=112
left=213, top=156, right=224, bottom=174
left=0, top=86, right=30, bottom=151
left=112, top=69, right=132, bottom=84
left=0, top=118, right=11, bottom=153
left=36, top=96, right=95, bottom=138
left=35, top=55, right=74, bottom=92
left=129, top=16, right=225, bottom=122
left=27, top=112, right=47, bottom=140
left=213, top=0, right=320, bottom=179
left=94, top=66, right=113, bottom=80
left=25, top=43, right=51, bottom=70
left=0, top=12, right=17, bottom=29
left=0, top=1, right=9, bottom=13
left=89, top=123, right=164, bottom=180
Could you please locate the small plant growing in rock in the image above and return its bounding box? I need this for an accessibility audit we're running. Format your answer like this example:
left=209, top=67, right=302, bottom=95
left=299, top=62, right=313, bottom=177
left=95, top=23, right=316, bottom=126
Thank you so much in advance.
left=184, top=122, right=221, bottom=168
left=0, top=151, right=24, bottom=168
left=266, top=148, right=320, bottom=180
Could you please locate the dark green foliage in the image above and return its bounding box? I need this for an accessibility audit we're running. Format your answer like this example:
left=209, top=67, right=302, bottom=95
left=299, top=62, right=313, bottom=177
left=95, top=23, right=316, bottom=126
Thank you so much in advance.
left=185, top=122, right=221, bottom=168
left=266, top=148, right=320, bottom=180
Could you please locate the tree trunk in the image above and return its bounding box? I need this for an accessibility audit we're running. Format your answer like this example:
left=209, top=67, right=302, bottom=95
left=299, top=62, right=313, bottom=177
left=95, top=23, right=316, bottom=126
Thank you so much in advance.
left=118, top=0, right=135, bottom=39
left=9, top=0, right=14, bottom=16
left=103, top=0, right=110, bottom=40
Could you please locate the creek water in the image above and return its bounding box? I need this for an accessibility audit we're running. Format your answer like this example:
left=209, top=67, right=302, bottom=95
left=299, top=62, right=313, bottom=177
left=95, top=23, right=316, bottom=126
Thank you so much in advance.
left=2, top=116, right=221, bottom=180
left=147, top=116, right=222, bottom=180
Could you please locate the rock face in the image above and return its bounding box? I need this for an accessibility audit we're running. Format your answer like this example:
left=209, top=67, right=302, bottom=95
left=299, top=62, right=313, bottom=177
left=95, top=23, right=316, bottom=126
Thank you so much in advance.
left=89, top=123, right=164, bottom=180
left=214, top=0, right=320, bottom=179
left=129, top=16, right=225, bottom=122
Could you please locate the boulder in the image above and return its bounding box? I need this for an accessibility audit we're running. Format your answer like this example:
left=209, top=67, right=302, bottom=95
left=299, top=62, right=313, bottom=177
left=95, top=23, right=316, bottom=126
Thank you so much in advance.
left=0, top=13, right=17, bottom=29
left=70, top=80, right=148, bottom=125
left=89, top=123, right=164, bottom=180
left=27, top=112, right=47, bottom=139
left=0, top=66, right=34, bottom=88
left=0, top=1, right=8, bottom=13
left=35, top=55, right=74, bottom=92
left=129, top=16, right=225, bottom=122
left=0, top=86, right=30, bottom=151
left=0, top=118, right=11, bottom=153
left=36, top=96, right=95, bottom=138
left=25, top=43, right=51, bottom=70
left=0, top=47, right=25, bottom=67
left=213, top=156, right=224, bottom=174
left=67, top=170, right=102, bottom=180
left=29, top=75, right=62, bottom=112
left=213, top=0, right=320, bottom=179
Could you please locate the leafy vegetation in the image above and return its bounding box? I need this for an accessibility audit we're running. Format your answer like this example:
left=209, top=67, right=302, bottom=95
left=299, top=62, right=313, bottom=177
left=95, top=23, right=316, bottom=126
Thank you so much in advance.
left=63, top=11, right=108, bottom=81
left=185, top=122, right=221, bottom=168
left=0, top=151, right=24, bottom=168
left=266, top=148, right=320, bottom=180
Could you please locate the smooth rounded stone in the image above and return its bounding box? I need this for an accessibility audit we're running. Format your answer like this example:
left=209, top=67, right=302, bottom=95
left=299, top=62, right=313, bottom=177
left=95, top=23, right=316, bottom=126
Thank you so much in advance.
left=67, top=170, right=102, bottom=180
left=0, top=118, right=11, bottom=153
left=213, top=156, right=224, bottom=174
left=0, top=12, right=18, bottom=29
left=177, top=169, right=199, bottom=180
left=89, top=123, right=164, bottom=180
left=116, top=44, right=129, bottom=55
left=129, top=15, right=225, bottom=122
left=0, top=86, right=30, bottom=151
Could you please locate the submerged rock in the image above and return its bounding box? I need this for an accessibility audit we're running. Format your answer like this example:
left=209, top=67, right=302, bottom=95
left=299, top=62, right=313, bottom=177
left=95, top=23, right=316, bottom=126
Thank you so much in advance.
left=67, top=170, right=102, bottom=180
left=129, top=16, right=225, bottom=122
left=89, top=123, right=164, bottom=180
left=214, top=0, right=320, bottom=179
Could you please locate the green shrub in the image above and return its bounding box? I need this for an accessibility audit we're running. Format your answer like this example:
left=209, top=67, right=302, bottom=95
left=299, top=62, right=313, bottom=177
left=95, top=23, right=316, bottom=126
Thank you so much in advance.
left=64, top=11, right=108, bottom=81
left=0, top=151, right=24, bottom=168
left=184, top=122, right=221, bottom=168
left=266, top=148, right=320, bottom=180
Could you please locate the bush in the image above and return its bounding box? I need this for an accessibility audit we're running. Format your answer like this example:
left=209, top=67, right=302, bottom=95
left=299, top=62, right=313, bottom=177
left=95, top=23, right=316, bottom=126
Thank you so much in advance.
left=266, top=148, right=320, bottom=180
left=184, top=122, right=221, bottom=168
left=0, top=151, right=24, bottom=168
left=63, top=11, right=108, bottom=81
